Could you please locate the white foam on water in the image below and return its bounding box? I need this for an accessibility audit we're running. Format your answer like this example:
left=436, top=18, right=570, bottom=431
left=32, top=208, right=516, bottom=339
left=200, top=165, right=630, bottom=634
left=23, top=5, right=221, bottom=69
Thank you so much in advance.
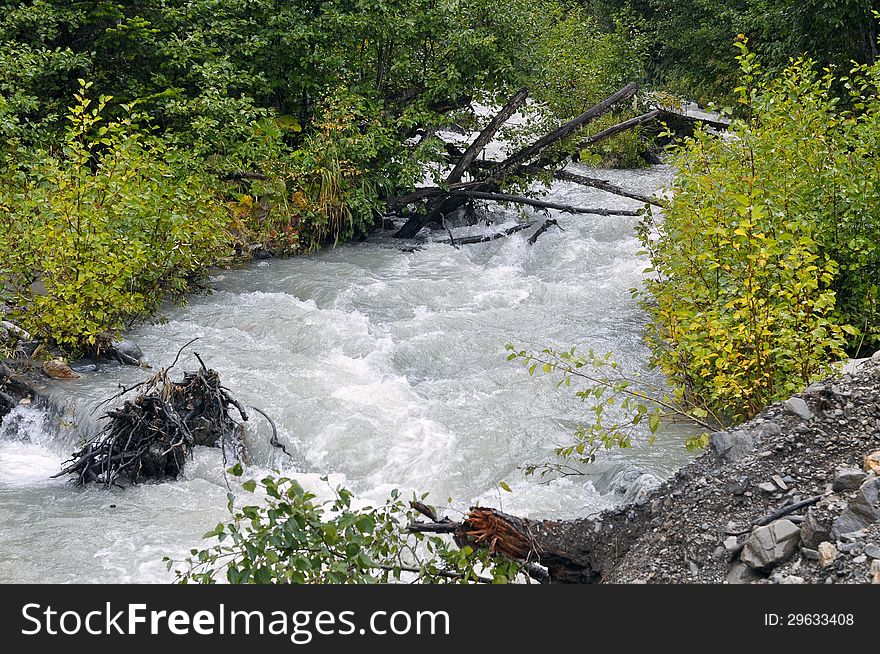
left=0, top=164, right=697, bottom=582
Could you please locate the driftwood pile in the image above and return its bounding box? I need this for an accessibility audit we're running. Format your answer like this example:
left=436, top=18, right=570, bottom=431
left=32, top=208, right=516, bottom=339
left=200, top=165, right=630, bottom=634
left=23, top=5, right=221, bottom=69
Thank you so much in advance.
left=54, top=351, right=248, bottom=487
left=387, top=83, right=655, bottom=243
left=385, top=83, right=726, bottom=244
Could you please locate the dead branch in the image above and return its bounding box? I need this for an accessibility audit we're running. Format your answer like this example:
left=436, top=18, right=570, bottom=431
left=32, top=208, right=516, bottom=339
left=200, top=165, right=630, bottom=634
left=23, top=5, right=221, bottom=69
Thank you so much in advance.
left=657, top=107, right=731, bottom=132
left=553, top=170, right=666, bottom=207
left=54, top=362, right=248, bottom=487
left=485, top=83, right=639, bottom=182
left=449, top=191, right=641, bottom=217
left=447, top=88, right=529, bottom=184
left=450, top=221, right=536, bottom=245
left=527, top=219, right=562, bottom=245
left=393, top=84, right=639, bottom=239
left=576, top=109, right=661, bottom=151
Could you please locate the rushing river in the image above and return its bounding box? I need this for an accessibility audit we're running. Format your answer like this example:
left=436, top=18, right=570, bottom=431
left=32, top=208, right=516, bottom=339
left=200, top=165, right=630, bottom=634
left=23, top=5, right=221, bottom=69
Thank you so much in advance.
left=0, top=163, right=696, bottom=583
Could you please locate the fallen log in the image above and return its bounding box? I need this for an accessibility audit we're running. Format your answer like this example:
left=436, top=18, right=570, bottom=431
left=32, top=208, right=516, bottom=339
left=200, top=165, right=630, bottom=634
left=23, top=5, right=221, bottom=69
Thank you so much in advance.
left=463, top=159, right=666, bottom=207
left=553, top=170, right=666, bottom=207
left=449, top=191, right=641, bottom=217
left=449, top=221, right=535, bottom=245
left=394, top=89, right=530, bottom=237
left=527, top=219, right=562, bottom=245
left=657, top=107, right=731, bottom=132
left=408, top=505, right=646, bottom=583
left=575, top=109, right=661, bottom=151
left=447, top=88, right=529, bottom=184
left=393, top=84, right=639, bottom=239
left=485, top=83, right=639, bottom=182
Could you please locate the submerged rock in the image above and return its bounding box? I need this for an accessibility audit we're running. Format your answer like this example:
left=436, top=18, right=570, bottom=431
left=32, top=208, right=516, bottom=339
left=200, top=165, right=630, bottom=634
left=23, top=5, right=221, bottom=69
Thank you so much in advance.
left=621, top=473, right=662, bottom=506
left=112, top=340, right=144, bottom=364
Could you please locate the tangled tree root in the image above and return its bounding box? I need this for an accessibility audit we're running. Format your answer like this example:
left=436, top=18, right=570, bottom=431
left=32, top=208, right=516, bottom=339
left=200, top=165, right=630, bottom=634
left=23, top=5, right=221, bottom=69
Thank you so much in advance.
left=54, top=349, right=248, bottom=487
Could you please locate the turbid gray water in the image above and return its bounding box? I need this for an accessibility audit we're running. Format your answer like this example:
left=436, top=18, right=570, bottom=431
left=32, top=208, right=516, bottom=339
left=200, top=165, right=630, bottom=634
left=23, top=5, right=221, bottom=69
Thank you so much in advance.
left=0, top=164, right=696, bottom=582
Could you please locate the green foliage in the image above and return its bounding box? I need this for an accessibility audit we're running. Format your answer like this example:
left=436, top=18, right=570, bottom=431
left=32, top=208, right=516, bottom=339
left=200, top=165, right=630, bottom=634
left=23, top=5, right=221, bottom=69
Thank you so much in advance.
left=0, top=0, right=652, bottom=348
left=168, top=467, right=521, bottom=584
left=638, top=41, right=880, bottom=425
left=592, top=0, right=879, bottom=104
left=505, top=345, right=708, bottom=476
left=0, top=82, right=228, bottom=352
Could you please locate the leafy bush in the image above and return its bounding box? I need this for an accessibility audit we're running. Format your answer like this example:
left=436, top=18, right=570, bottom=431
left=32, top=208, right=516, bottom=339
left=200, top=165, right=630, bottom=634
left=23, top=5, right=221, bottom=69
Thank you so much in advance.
left=637, top=41, right=880, bottom=425
left=168, top=465, right=520, bottom=584
left=0, top=82, right=229, bottom=353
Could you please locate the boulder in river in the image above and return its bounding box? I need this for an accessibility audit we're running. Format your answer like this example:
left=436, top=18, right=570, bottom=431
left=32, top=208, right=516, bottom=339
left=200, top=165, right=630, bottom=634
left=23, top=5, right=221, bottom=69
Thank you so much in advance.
left=111, top=339, right=144, bottom=365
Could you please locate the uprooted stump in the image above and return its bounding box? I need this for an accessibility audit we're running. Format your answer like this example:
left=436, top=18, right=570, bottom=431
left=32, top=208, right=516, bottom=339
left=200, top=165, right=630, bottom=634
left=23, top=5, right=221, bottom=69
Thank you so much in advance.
left=408, top=504, right=648, bottom=583
left=54, top=361, right=248, bottom=487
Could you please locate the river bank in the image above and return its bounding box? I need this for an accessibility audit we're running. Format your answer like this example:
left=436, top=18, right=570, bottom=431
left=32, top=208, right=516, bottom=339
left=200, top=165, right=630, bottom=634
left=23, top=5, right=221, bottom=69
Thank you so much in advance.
left=604, top=352, right=880, bottom=583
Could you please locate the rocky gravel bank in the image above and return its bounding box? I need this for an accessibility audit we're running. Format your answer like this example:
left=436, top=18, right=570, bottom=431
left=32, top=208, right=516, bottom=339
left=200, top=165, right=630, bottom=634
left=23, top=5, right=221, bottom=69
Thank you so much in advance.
left=606, top=352, right=880, bottom=584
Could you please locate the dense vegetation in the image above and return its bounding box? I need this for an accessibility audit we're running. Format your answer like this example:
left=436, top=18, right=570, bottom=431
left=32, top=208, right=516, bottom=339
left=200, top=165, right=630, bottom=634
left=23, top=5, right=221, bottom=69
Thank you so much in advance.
left=639, top=41, right=880, bottom=426
left=590, top=0, right=878, bottom=102
left=0, top=0, right=645, bottom=353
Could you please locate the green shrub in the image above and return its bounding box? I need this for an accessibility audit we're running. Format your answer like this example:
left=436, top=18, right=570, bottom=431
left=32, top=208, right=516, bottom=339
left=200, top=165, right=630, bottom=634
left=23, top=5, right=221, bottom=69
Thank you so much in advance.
left=168, top=467, right=520, bottom=584
left=638, top=41, right=880, bottom=425
left=0, top=82, right=229, bottom=353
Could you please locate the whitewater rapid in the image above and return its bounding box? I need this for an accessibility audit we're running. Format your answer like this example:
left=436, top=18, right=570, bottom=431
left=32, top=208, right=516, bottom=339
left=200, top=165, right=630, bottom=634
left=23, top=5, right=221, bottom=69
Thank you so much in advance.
left=0, top=163, right=695, bottom=582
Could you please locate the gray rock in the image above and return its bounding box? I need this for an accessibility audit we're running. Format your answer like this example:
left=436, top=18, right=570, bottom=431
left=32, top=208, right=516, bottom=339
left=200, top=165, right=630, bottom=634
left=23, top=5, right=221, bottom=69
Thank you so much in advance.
left=832, top=467, right=867, bottom=492
left=818, top=541, right=838, bottom=568
left=723, top=536, right=739, bottom=552
left=756, top=421, right=782, bottom=439
left=710, top=429, right=756, bottom=463
left=801, top=547, right=819, bottom=561
left=831, top=477, right=880, bottom=539
left=853, top=554, right=868, bottom=564
left=758, top=482, right=778, bottom=493
left=621, top=473, right=662, bottom=507
left=771, top=474, right=789, bottom=490
left=865, top=543, right=880, bottom=559
left=783, top=397, right=813, bottom=421
left=726, top=562, right=764, bottom=584
left=112, top=340, right=143, bottom=363
left=740, top=519, right=802, bottom=570
left=608, top=467, right=646, bottom=495
left=801, top=508, right=832, bottom=549
left=779, top=575, right=805, bottom=584
left=839, top=358, right=870, bottom=375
